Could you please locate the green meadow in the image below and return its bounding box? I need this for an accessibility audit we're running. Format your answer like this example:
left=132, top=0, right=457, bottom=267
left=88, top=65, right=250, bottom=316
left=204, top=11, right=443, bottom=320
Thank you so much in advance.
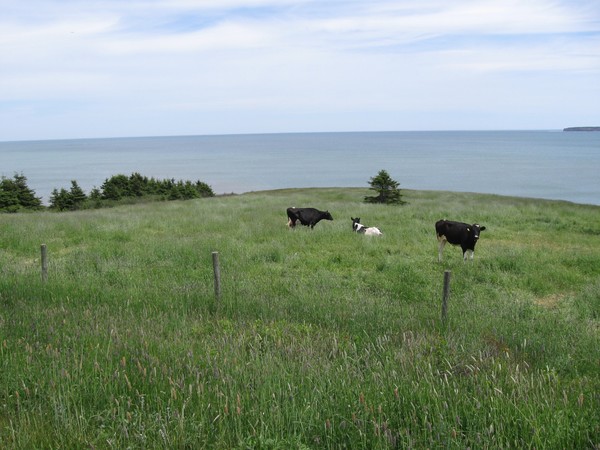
left=1, top=188, right=599, bottom=449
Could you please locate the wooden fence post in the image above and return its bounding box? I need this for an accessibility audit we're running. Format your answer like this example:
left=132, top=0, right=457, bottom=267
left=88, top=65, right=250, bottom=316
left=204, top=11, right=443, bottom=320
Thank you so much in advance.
left=441, top=270, right=451, bottom=322
left=41, top=244, right=48, bottom=283
left=212, top=251, right=221, bottom=301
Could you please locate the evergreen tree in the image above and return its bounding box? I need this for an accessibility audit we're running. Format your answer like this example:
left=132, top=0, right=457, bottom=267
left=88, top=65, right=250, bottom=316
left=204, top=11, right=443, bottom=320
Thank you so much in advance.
left=195, top=180, right=215, bottom=197
left=364, top=169, right=406, bottom=205
left=0, top=173, right=42, bottom=212
left=89, top=187, right=103, bottom=208
left=129, top=172, right=148, bottom=197
left=49, top=181, right=87, bottom=211
left=0, top=178, right=20, bottom=212
left=101, top=174, right=130, bottom=200
left=177, top=181, right=195, bottom=200
left=69, top=180, right=87, bottom=209
left=90, top=187, right=102, bottom=201
left=49, top=188, right=71, bottom=211
left=13, top=173, right=42, bottom=208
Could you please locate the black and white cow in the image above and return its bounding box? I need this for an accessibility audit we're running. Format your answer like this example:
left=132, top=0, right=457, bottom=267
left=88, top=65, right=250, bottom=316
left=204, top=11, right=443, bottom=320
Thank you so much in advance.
left=435, top=220, right=486, bottom=262
left=351, top=217, right=383, bottom=236
left=287, top=207, right=333, bottom=229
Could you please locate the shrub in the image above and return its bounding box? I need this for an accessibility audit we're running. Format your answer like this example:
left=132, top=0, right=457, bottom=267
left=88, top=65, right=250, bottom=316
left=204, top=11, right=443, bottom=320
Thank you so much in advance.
left=100, top=173, right=215, bottom=201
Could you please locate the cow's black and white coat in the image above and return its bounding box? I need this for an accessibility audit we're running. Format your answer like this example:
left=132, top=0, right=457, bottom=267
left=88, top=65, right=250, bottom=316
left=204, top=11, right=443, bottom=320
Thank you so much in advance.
left=435, top=220, right=486, bottom=261
left=287, top=207, right=333, bottom=229
left=351, top=217, right=383, bottom=236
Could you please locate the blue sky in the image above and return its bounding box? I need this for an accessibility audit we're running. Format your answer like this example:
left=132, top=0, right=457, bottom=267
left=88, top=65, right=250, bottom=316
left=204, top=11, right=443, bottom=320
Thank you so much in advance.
left=1, top=0, right=599, bottom=141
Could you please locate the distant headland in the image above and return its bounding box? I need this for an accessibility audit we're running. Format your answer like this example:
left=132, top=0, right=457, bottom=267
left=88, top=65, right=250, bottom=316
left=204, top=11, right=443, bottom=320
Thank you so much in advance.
left=563, top=126, right=600, bottom=131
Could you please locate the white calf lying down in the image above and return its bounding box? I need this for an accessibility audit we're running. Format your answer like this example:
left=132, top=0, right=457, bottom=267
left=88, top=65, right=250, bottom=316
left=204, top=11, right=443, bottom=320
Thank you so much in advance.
left=351, top=217, right=383, bottom=236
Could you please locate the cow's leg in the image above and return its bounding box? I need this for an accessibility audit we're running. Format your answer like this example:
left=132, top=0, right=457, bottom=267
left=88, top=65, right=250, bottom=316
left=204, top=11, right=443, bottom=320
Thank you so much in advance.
left=463, top=249, right=474, bottom=261
left=437, top=238, right=446, bottom=262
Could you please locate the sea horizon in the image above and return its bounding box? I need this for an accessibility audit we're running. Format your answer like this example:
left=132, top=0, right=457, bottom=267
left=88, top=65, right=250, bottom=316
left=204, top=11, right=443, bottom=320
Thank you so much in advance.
left=1, top=128, right=570, bottom=145
left=2, top=130, right=599, bottom=206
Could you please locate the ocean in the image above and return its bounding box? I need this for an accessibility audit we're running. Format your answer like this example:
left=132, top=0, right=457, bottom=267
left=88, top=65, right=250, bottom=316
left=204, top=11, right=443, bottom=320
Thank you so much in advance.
left=1, top=130, right=599, bottom=206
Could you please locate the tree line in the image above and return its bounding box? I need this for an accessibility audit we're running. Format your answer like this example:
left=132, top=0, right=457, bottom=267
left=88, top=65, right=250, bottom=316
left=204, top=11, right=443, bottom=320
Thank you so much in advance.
left=0, top=173, right=215, bottom=213
left=1, top=169, right=406, bottom=213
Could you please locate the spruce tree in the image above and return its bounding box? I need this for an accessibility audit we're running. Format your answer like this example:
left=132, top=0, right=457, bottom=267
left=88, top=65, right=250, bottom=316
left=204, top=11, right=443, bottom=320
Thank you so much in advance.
left=69, top=180, right=87, bottom=209
left=49, top=188, right=70, bottom=211
left=364, top=169, right=406, bottom=205
left=0, top=178, right=20, bottom=212
left=0, top=174, right=42, bottom=212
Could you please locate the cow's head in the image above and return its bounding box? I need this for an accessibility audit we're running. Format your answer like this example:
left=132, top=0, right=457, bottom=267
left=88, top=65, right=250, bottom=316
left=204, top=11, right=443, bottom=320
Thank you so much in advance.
left=351, top=217, right=361, bottom=231
left=470, top=224, right=486, bottom=241
left=323, top=211, right=334, bottom=221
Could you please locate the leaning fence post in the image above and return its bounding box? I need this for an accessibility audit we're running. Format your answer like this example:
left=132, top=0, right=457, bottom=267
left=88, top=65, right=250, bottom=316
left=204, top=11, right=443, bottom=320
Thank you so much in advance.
left=212, top=251, right=221, bottom=301
left=441, top=270, right=451, bottom=322
left=41, top=244, right=48, bottom=283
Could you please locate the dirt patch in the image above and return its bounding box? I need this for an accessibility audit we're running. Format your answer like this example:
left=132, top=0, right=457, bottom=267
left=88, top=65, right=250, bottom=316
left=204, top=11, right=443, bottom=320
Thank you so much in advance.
left=534, top=293, right=566, bottom=309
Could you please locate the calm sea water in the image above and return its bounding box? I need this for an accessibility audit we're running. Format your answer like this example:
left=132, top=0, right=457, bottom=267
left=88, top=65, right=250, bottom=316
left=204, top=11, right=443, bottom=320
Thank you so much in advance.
left=1, top=131, right=599, bottom=205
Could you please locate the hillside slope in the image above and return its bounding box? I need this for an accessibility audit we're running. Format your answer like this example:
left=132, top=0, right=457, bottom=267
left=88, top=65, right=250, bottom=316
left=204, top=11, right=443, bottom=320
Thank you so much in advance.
left=1, top=188, right=599, bottom=448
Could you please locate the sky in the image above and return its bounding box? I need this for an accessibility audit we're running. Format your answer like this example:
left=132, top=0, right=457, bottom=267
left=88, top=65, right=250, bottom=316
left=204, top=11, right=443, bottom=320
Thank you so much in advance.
left=1, top=0, right=599, bottom=141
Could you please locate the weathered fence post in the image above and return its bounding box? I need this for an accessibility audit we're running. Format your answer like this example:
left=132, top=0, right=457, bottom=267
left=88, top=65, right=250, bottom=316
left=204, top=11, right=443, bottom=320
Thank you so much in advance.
left=441, top=270, right=451, bottom=322
left=212, top=251, right=221, bottom=301
left=41, top=244, right=48, bottom=283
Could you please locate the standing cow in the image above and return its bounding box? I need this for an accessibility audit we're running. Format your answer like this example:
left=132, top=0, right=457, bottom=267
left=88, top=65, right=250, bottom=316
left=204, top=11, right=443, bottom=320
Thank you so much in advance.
left=287, top=207, right=333, bottom=229
left=435, top=220, right=486, bottom=262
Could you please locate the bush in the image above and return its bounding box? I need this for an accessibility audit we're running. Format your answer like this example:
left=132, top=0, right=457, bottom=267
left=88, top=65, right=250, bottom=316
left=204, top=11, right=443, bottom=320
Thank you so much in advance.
left=48, top=173, right=216, bottom=211
left=100, top=173, right=215, bottom=201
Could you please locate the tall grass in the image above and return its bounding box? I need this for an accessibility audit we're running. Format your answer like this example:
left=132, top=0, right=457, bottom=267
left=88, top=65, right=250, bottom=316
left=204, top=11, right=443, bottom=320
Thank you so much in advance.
left=1, top=188, right=599, bottom=448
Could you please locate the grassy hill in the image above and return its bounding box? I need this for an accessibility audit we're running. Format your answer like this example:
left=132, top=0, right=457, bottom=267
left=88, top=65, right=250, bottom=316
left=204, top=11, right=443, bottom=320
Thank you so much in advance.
left=1, top=188, right=599, bottom=448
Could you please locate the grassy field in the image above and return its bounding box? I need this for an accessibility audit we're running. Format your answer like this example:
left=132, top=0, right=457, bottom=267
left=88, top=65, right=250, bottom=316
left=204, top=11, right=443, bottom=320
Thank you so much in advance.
left=1, top=188, right=599, bottom=449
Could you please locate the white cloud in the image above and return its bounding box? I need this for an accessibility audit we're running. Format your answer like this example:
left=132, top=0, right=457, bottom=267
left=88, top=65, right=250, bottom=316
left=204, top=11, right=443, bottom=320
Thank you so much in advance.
left=0, top=0, right=599, bottom=140
left=102, top=21, right=274, bottom=54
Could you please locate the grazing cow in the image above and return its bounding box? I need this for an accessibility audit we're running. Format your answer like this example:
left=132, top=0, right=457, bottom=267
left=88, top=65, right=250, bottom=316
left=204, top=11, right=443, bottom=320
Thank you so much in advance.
left=435, top=220, right=486, bottom=262
left=351, top=217, right=383, bottom=236
left=287, top=207, right=333, bottom=229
